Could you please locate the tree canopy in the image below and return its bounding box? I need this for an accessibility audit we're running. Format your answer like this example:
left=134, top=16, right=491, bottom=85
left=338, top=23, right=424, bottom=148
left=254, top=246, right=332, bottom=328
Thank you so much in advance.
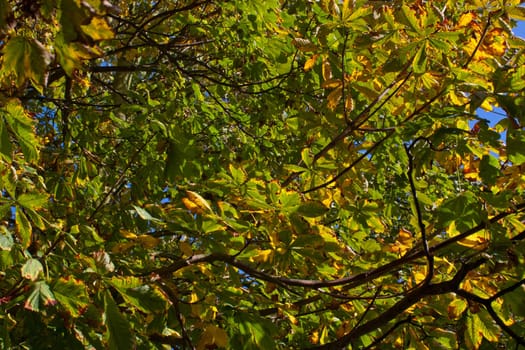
left=1, top=0, right=525, bottom=348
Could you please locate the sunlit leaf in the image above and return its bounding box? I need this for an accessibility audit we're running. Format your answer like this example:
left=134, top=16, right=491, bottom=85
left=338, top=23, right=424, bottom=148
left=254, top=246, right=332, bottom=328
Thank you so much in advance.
left=53, top=277, right=90, bottom=318
left=21, top=259, right=43, bottom=281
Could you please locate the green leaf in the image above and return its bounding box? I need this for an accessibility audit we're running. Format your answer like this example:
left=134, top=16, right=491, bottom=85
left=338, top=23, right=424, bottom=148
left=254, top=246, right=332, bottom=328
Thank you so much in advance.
left=0, top=36, right=51, bottom=93
left=508, top=6, right=525, bottom=20
left=80, top=17, right=114, bottom=41
left=413, top=43, right=427, bottom=74
left=132, top=205, right=163, bottom=223
left=0, top=0, right=10, bottom=31
left=53, top=277, right=90, bottom=318
left=104, top=291, right=135, bottom=350
left=108, top=277, right=167, bottom=314
left=21, top=259, right=43, bottom=281
left=479, top=155, right=500, bottom=185
left=400, top=5, right=420, bottom=32
left=0, top=118, right=12, bottom=162
left=24, top=281, right=57, bottom=312
left=4, top=100, right=38, bottom=162
left=0, top=227, right=14, bottom=251
left=296, top=201, right=329, bottom=217
left=15, top=209, right=32, bottom=249
left=507, top=130, right=525, bottom=165
left=16, top=193, right=48, bottom=209
left=464, top=313, right=483, bottom=349
left=229, top=164, right=247, bottom=184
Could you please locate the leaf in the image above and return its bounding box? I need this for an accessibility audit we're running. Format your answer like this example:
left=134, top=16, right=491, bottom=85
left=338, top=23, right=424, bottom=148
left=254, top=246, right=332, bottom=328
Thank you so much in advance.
left=229, top=164, right=247, bottom=184
left=457, top=230, right=489, bottom=250
left=183, top=190, right=213, bottom=214
left=479, top=155, right=500, bottom=185
left=292, top=38, right=317, bottom=52
left=464, top=313, right=483, bottom=349
left=401, top=4, right=420, bottom=32
left=80, top=17, right=115, bottom=41
left=448, top=298, right=467, bottom=319
left=344, top=95, right=354, bottom=112
left=506, top=130, right=525, bottom=165
left=304, top=54, right=319, bottom=72
left=250, top=249, right=274, bottom=263
left=16, top=193, right=48, bottom=209
left=53, top=277, right=90, bottom=317
left=4, top=100, right=39, bottom=163
left=197, top=324, right=228, bottom=350
left=327, top=87, right=343, bottom=110
left=321, top=79, right=342, bottom=89
left=21, top=259, right=43, bottom=281
left=108, top=277, right=168, bottom=314
left=296, top=201, right=328, bottom=217
left=508, top=6, right=525, bottom=20
left=0, top=36, right=52, bottom=92
left=0, top=114, right=13, bottom=162
left=413, top=43, right=427, bottom=74
left=0, top=228, right=14, bottom=251
left=24, top=281, right=57, bottom=312
left=135, top=235, right=161, bottom=249
left=15, top=209, right=32, bottom=249
left=132, top=205, right=163, bottom=223
left=322, top=56, right=332, bottom=80
left=104, top=291, right=135, bottom=350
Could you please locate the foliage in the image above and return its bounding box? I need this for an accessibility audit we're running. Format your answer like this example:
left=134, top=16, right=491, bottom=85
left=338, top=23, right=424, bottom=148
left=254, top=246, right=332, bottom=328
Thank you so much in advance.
left=0, top=0, right=525, bottom=348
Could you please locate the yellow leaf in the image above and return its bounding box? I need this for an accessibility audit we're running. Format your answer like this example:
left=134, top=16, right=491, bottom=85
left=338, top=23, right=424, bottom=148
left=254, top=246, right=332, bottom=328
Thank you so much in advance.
left=457, top=12, right=476, bottom=27
left=250, top=249, right=274, bottom=263
left=304, top=54, right=319, bottom=72
left=321, top=79, right=342, bottom=89
left=183, top=190, right=213, bottom=214
left=327, top=87, right=342, bottom=111
left=309, top=330, right=319, bottom=344
left=135, top=235, right=161, bottom=249
left=398, top=228, right=413, bottom=245
left=457, top=230, right=489, bottom=250
left=112, top=242, right=135, bottom=253
left=322, top=57, right=332, bottom=80
left=197, top=325, right=228, bottom=350
left=119, top=229, right=137, bottom=239
left=189, top=292, right=199, bottom=303
left=269, top=231, right=280, bottom=248
left=344, top=95, right=354, bottom=112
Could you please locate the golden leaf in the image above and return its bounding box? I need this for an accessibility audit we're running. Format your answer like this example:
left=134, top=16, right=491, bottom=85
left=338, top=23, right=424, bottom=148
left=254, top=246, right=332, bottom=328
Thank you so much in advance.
left=457, top=231, right=489, bottom=250
left=322, top=57, right=332, bottom=80
left=327, top=87, right=342, bottom=111
left=344, top=95, right=354, bottom=112
left=457, top=12, right=476, bottom=28
left=119, top=229, right=137, bottom=239
left=304, top=54, right=319, bottom=72
left=250, top=249, right=274, bottom=263
left=135, top=235, right=161, bottom=249
left=183, top=190, right=213, bottom=214
left=321, top=79, right=342, bottom=89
